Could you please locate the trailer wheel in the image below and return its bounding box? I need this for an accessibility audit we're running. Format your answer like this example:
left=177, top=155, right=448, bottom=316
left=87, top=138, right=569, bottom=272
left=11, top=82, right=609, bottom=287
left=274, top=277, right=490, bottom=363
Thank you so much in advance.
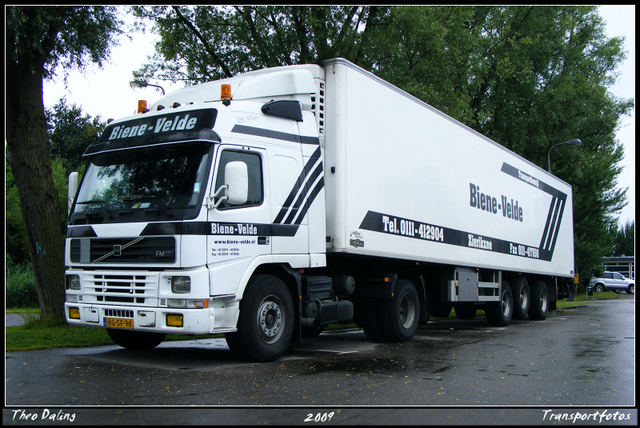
left=454, top=303, right=477, bottom=320
left=529, top=280, right=549, bottom=320
left=379, top=280, right=420, bottom=342
left=228, top=275, right=294, bottom=362
left=485, top=280, right=513, bottom=327
left=106, top=329, right=166, bottom=350
left=512, top=276, right=530, bottom=319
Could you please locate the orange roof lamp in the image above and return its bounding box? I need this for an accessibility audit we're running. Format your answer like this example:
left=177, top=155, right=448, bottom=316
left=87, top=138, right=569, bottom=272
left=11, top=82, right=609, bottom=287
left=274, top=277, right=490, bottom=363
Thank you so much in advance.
left=221, top=84, right=232, bottom=106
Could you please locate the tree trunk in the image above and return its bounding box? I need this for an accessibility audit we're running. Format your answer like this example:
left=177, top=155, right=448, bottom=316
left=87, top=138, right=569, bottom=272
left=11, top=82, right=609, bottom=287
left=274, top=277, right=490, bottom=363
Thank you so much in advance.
left=6, top=57, right=66, bottom=322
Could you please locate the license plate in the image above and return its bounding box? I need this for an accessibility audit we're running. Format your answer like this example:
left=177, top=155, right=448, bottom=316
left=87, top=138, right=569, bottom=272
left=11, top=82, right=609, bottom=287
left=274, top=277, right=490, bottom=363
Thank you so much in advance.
left=105, top=317, right=134, bottom=329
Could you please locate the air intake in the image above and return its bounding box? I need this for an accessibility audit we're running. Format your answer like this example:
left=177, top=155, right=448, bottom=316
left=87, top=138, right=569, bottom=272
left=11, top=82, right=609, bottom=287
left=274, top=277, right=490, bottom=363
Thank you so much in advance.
left=261, top=100, right=303, bottom=121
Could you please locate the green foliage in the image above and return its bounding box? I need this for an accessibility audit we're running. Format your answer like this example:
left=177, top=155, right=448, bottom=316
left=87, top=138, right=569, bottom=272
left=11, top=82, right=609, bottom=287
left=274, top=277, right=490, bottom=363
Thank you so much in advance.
left=5, top=162, right=30, bottom=264
left=608, top=220, right=635, bottom=256
left=46, top=97, right=105, bottom=174
left=131, top=6, right=388, bottom=83
left=5, top=257, right=39, bottom=308
left=6, top=6, right=123, bottom=79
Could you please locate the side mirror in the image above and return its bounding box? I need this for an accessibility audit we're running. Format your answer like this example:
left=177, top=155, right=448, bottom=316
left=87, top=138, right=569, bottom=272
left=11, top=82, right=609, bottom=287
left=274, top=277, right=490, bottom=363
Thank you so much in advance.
left=210, top=161, right=249, bottom=209
left=68, top=172, right=79, bottom=215
left=225, top=161, right=248, bottom=205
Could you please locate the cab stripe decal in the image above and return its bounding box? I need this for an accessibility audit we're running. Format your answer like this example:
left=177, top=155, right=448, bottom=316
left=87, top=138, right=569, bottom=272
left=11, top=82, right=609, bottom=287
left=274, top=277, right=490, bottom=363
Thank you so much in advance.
left=274, top=146, right=324, bottom=225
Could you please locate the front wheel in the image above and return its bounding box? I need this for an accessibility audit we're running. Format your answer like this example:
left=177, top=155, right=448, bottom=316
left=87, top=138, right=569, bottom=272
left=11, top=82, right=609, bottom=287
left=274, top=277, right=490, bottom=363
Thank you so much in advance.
left=107, top=329, right=166, bottom=350
left=627, top=285, right=634, bottom=294
left=226, top=275, right=294, bottom=362
left=485, top=280, right=513, bottom=327
left=379, top=279, right=420, bottom=342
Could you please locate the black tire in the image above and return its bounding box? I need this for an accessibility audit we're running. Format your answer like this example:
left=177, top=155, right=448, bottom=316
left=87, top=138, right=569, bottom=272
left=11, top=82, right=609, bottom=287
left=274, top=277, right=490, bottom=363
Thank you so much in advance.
left=228, top=275, right=295, bottom=362
left=512, top=276, right=530, bottom=320
left=626, top=285, right=634, bottom=294
left=379, top=280, right=420, bottom=342
left=454, top=303, right=477, bottom=320
left=594, top=283, right=605, bottom=292
left=106, top=329, right=166, bottom=350
left=358, top=298, right=386, bottom=342
left=485, top=280, right=513, bottom=327
left=529, top=280, right=549, bottom=320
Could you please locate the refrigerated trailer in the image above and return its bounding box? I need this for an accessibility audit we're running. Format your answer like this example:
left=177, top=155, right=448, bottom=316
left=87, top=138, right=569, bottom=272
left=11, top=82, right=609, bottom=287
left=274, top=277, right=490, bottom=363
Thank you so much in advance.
left=65, top=58, right=575, bottom=361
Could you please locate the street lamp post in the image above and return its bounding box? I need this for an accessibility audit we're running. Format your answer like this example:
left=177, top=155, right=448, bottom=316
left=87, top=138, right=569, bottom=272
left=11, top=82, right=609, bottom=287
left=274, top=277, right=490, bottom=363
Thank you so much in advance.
left=547, top=139, right=582, bottom=173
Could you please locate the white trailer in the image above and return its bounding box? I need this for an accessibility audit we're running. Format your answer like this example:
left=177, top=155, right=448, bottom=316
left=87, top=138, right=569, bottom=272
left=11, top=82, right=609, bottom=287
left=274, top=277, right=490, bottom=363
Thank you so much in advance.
left=65, top=58, right=575, bottom=361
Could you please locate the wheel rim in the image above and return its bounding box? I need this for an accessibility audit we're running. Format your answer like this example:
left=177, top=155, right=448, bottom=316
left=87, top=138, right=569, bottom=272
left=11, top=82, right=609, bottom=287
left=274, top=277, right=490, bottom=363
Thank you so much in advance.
left=539, top=288, right=548, bottom=313
left=519, top=287, right=528, bottom=310
left=256, top=295, right=285, bottom=344
left=501, top=290, right=512, bottom=317
left=399, top=293, right=417, bottom=329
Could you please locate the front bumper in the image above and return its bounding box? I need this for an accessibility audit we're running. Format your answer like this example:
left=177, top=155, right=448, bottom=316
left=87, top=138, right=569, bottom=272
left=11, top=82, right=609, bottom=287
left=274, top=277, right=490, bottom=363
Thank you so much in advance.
left=64, top=301, right=239, bottom=335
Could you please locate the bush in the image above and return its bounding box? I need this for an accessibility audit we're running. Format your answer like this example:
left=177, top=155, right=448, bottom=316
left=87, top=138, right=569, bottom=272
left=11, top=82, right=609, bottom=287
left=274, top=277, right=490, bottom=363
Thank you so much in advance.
left=6, top=258, right=39, bottom=308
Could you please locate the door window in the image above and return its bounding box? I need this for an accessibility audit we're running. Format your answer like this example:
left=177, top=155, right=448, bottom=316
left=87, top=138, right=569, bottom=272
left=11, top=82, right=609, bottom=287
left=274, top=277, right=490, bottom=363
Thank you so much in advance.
left=214, top=150, right=263, bottom=209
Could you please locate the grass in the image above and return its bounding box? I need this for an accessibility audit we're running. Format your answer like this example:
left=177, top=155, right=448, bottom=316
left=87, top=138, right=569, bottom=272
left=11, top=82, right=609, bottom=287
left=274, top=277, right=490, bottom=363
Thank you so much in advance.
left=5, top=291, right=619, bottom=352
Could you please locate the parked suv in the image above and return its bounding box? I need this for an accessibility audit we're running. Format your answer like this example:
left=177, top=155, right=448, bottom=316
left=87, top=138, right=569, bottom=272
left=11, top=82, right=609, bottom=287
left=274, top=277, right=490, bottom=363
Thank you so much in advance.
left=589, top=271, right=634, bottom=294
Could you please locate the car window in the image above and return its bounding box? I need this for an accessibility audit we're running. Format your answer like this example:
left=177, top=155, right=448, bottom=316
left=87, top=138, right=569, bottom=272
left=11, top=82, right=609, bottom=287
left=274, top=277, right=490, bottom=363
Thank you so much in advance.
left=603, top=272, right=613, bottom=279
left=613, top=272, right=624, bottom=280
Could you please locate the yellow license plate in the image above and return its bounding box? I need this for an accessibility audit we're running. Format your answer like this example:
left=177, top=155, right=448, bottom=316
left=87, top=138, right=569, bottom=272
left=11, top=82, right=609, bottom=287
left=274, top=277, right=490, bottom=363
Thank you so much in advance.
left=105, top=317, right=134, bottom=329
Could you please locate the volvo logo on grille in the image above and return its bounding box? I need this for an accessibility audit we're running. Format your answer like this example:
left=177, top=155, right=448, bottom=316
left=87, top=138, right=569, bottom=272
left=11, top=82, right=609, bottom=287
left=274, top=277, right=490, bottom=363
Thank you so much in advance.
left=113, top=245, right=122, bottom=256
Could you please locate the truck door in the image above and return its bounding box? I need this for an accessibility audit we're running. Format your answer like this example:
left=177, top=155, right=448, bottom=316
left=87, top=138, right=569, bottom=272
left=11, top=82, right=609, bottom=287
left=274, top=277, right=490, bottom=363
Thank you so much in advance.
left=207, top=146, right=272, bottom=296
left=268, top=145, right=310, bottom=261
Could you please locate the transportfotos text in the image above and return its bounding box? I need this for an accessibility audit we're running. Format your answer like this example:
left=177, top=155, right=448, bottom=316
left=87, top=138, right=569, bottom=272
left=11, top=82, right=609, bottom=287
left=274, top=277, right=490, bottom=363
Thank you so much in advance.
left=541, top=409, right=632, bottom=423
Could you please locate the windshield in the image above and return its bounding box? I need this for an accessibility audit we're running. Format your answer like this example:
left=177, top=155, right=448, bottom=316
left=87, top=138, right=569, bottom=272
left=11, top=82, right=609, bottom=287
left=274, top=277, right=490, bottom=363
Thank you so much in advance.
left=71, top=142, right=214, bottom=224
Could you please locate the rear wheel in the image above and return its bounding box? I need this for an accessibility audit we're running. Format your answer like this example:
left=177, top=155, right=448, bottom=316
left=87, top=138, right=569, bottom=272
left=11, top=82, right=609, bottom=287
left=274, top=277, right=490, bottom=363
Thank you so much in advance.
left=225, top=275, right=294, bottom=362
left=485, top=280, right=513, bottom=327
left=379, top=280, right=420, bottom=342
left=107, top=329, right=166, bottom=350
left=512, top=276, right=530, bottom=319
left=594, top=283, right=605, bottom=292
left=529, top=280, right=549, bottom=320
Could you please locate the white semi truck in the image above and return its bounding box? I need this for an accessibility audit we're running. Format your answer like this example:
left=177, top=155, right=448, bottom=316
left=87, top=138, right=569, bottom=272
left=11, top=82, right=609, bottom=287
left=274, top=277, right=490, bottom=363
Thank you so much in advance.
left=65, top=58, right=575, bottom=362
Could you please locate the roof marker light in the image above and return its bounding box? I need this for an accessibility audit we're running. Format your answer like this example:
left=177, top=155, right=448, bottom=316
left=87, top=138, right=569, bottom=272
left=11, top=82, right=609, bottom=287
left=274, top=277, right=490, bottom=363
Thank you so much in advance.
left=221, top=84, right=232, bottom=106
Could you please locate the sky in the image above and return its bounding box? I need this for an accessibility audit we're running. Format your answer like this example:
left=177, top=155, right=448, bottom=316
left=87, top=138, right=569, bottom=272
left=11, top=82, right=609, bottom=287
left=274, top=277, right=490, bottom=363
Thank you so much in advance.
left=42, top=6, right=635, bottom=225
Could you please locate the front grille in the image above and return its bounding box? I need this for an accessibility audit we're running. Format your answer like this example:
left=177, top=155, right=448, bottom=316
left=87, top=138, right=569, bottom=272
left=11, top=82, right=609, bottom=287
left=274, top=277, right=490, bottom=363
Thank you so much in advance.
left=83, top=272, right=158, bottom=306
left=104, top=309, right=134, bottom=318
left=70, top=237, right=175, bottom=264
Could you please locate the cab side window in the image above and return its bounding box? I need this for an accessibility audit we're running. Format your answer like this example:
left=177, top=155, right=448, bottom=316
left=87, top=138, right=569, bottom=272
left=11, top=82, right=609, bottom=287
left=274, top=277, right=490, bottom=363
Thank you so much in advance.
left=214, top=150, right=263, bottom=209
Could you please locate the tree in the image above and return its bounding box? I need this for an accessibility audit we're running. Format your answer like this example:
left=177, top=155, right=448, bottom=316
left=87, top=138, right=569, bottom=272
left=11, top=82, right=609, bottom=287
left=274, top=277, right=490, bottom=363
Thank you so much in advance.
left=608, top=220, right=635, bottom=257
left=6, top=6, right=122, bottom=321
left=46, top=97, right=106, bottom=174
left=131, top=6, right=387, bottom=83
left=133, top=6, right=632, bottom=285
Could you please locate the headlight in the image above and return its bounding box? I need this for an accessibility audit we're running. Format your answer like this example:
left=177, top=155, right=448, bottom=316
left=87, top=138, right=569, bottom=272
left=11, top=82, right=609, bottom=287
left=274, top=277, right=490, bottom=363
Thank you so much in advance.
left=67, top=275, right=81, bottom=291
left=171, top=276, right=191, bottom=293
